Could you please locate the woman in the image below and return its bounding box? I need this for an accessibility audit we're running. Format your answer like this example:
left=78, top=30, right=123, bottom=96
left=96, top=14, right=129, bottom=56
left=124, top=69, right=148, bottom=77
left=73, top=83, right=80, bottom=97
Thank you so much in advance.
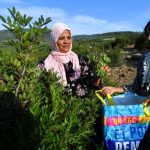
left=39, top=22, right=103, bottom=97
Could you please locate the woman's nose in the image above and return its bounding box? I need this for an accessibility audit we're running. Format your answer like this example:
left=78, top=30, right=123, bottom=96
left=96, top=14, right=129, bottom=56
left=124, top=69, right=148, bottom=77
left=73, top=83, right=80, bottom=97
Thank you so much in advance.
left=64, top=38, right=69, bottom=43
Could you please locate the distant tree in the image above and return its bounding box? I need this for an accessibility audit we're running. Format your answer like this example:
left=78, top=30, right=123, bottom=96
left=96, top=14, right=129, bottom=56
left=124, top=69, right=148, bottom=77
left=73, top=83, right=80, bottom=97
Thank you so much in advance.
left=134, top=34, right=150, bottom=51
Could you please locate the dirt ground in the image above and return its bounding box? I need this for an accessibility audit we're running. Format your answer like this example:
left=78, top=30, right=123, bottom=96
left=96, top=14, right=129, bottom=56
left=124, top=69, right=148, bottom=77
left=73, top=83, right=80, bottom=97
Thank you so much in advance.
left=109, top=45, right=139, bottom=86
left=110, top=65, right=137, bottom=86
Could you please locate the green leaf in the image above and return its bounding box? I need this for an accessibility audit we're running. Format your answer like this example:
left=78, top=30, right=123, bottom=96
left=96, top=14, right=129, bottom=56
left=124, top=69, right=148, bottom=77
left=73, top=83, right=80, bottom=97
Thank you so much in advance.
left=21, top=83, right=25, bottom=91
left=7, top=16, right=12, bottom=25
left=40, top=15, right=44, bottom=22
left=3, top=73, right=10, bottom=81
left=8, top=7, right=16, bottom=20
left=10, top=75, right=14, bottom=81
left=12, top=20, right=16, bottom=27
left=46, top=17, right=51, bottom=24
left=23, top=92, right=26, bottom=99
left=17, top=61, right=21, bottom=67
left=14, top=58, right=18, bottom=66
left=12, top=6, right=16, bottom=14
left=23, top=14, right=26, bottom=19
left=16, top=11, right=20, bottom=18
left=0, top=15, right=6, bottom=23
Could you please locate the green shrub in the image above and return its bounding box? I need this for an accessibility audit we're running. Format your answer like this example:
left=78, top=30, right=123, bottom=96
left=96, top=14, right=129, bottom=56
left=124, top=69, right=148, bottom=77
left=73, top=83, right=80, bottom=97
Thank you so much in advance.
left=107, top=46, right=125, bottom=67
left=0, top=7, right=101, bottom=150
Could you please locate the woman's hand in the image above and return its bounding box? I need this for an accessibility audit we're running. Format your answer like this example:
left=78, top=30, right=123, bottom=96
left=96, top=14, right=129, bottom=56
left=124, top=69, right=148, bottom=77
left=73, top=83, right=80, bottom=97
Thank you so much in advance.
left=144, top=99, right=150, bottom=106
left=101, top=86, right=124, bottom=96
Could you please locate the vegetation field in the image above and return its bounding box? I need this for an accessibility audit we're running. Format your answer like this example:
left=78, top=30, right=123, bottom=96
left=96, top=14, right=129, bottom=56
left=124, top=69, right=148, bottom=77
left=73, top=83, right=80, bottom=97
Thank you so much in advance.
left=0, top=7, right=150, bottom=150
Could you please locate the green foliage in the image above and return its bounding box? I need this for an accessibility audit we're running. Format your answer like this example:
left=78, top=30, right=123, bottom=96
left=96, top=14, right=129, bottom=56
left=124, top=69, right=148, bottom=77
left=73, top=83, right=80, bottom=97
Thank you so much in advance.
left=0, top=6, right=51, bottom=95
left=27, top=70, right=100, bottom=150
left=134, top=34, right=150, bottom=51
left=73, top=31, right=141, bottom=69
left=87, top=52, right=111, bottom=77
left=73, top=37, right=124, bottom=87
left=107, top=46, right=125, bottom=67
left=0, top=6, right=51, bottom=64
left=0, top=7, right=101, bottom=150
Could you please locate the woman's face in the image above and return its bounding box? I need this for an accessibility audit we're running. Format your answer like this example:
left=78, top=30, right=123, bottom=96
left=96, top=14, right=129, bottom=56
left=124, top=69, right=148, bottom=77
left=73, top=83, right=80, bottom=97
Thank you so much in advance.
left=57, top=29, right=72, bottom=53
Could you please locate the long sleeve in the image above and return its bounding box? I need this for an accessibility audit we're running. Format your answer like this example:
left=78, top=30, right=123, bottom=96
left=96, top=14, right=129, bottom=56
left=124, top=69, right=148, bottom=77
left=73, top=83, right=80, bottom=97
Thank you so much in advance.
left=123, top=52, right=150, bottom=96
left=64, top=56, right=102, bottom=97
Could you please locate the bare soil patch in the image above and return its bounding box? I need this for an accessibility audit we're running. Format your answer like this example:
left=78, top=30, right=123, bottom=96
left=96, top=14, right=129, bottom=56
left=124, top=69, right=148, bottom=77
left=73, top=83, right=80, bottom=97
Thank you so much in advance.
left=109, top=46, right=139, bottom=86
left=110, top=65, right=137, bottom=86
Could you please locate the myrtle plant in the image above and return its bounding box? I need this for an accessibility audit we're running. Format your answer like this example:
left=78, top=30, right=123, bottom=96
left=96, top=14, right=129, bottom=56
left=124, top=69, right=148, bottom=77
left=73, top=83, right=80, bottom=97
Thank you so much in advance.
left=0, top=6, right=51, bottom=98
left=87, top=52, right=110, bottom=77
left=0, top=7, right=100, bottom=150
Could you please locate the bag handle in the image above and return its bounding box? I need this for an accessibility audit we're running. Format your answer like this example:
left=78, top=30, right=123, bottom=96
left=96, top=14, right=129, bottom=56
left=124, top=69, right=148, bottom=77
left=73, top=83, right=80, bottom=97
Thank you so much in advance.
left=95, top=90, right=114, bottom=106
left=144, top=101, right=150, bottom=117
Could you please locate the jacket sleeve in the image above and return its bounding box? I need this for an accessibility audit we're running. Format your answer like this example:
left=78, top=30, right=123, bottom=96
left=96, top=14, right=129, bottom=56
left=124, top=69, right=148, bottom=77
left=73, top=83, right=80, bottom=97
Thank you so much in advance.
left=123, top=52, right=150, bottom=96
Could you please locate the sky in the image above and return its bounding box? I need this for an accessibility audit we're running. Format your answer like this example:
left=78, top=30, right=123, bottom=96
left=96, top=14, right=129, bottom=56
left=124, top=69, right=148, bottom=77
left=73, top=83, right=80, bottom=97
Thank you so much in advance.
left=0, top=0, right=150, bottom=35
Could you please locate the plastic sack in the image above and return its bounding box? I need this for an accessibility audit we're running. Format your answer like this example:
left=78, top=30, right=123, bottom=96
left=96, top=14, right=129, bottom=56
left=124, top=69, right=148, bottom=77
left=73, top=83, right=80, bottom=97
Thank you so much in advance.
left=95, top=90, right=150, bottom=150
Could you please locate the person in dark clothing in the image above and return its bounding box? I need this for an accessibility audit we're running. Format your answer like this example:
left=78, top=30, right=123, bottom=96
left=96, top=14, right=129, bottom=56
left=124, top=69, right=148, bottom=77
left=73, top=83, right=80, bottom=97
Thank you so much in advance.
left=101, top=21, right=150, bottom=150
left=137, top=21, right=150, bottom=150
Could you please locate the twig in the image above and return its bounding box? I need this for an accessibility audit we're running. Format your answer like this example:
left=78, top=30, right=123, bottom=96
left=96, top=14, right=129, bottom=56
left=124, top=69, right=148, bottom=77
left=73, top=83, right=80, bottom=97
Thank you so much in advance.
left=15, top=65, right=26, bottom=96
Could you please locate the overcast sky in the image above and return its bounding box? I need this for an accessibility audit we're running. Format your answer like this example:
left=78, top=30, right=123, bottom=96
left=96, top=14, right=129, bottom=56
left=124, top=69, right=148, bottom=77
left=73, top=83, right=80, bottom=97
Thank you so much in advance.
left=0, top=0, right=150, bottom=35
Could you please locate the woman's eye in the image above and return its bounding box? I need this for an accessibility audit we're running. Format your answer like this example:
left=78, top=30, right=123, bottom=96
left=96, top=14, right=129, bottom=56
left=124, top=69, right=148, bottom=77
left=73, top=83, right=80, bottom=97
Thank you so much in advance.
left=59, top=36, right=72, bottom=40
left=59, top=37, right=64, bottom=40
left=68, top=36, right=72, bottom=40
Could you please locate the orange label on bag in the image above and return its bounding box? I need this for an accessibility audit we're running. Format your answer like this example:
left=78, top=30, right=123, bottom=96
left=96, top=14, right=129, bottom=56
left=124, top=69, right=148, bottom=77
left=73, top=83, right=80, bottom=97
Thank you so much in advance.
left=139, top=116, right=150, bottom=123
left=105, top=116, right=149, bottom=126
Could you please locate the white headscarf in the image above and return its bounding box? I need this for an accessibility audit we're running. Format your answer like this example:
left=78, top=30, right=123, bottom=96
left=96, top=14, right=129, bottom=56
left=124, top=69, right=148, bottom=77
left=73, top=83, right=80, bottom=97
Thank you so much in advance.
left=44, top=23, right=81, bottom=86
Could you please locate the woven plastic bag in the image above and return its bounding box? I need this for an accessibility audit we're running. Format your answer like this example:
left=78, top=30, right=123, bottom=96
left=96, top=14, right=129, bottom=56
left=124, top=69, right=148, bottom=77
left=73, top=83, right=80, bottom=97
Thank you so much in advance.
left=95, top=90, right=150, bottom=150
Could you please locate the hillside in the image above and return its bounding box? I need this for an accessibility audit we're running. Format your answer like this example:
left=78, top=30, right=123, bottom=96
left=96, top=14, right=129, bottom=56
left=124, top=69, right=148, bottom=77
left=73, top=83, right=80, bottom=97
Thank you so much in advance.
left=0, top=30, right=14, bottom=41
left=74, top=31, right=141, bottom=40
left=0, top=29, right=142, bottom=43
